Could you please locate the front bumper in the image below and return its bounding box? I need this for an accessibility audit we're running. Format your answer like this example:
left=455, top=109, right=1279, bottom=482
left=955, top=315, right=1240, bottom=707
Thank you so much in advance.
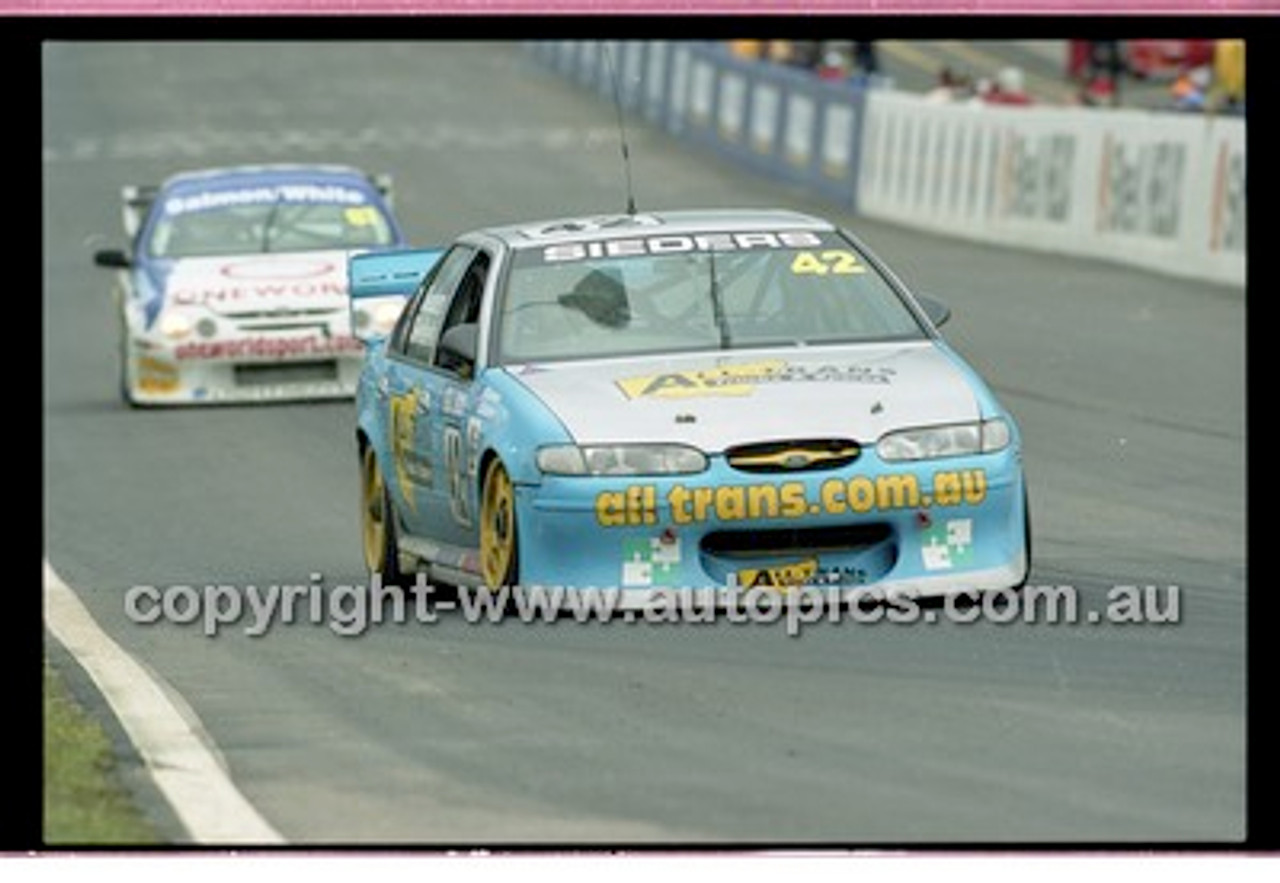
left=514, top=448, right=1028, bottom=597
left=125, top=332, right=365, bottom=405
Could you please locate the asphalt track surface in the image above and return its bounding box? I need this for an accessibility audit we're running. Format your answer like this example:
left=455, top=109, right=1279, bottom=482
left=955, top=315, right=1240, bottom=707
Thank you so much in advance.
left=43, top=42, right=1247, bottom=845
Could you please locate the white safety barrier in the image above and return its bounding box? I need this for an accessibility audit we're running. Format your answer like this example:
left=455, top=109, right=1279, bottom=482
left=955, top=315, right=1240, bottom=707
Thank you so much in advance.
left=858, top=92, right=1245, bottom=287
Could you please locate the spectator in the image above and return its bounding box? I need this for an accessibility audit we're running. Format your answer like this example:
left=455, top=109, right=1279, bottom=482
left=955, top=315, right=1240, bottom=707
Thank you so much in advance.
left=969, top=76, right=994, bottom=106
left=788, top=40, right=822, bottom=71
left=853, top=41, right=879, bottom=76
left=924, top=66, right=971, bottom=103
left=1083, top=40, right=1125, bottom=107
left=984, top=66, right=1033, bottom=105
left=1211, top=38, right=1245, bottom=113
left=762, top=40, right=822, bottom=71
left=1170, top=66, right=1210, bottom=112
left=1066, top=39, right=1091, bottom=81
left=763, top=41, right=793, bottom=66
left=816, top=42, right=852, bottom=81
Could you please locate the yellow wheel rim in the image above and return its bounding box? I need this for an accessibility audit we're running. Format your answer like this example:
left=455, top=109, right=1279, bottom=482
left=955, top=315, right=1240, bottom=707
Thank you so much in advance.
left=361, top=446, right=386, bottom=573
left=480, top=460, right=516, bottom=589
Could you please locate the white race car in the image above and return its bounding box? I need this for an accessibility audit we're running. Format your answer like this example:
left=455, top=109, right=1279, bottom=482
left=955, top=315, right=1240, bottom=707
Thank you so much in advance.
left=92, top=163, right=409, bottom=405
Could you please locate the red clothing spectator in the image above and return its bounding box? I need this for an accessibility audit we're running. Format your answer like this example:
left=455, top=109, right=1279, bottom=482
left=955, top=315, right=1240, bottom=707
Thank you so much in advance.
left=983, top=67, right=1033, bottom=105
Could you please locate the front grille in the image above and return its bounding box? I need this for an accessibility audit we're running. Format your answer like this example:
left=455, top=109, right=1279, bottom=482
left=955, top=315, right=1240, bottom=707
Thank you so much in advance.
left=234, top=360, right=338, bottom=386
left=231, top=323, right=333, bottom=337
left=220, top=308, right=339, bottom=320
left=725, top=438, right=861, bottom=473
left=701, top=524, right=892, bottom=559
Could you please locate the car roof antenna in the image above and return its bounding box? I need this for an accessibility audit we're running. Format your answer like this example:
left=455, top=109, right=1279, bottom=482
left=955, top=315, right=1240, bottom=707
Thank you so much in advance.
left=602, top=44, right=638, bottom=216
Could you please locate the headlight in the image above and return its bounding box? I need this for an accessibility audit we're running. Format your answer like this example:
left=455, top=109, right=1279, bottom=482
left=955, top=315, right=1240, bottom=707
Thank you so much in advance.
left=373, top=301, right=403, bottom=334
left=877, top=419, right=1010, bottom=462
left=537, top=444, right=708, bottom=476
left=157, top=311, right=194, bottom=340
left=354, top=300, right=405, bottom=336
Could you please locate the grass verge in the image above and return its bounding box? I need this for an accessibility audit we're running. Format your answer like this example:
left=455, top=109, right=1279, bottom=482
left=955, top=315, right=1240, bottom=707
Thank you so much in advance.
left=43, top=659, right=164, bottom=845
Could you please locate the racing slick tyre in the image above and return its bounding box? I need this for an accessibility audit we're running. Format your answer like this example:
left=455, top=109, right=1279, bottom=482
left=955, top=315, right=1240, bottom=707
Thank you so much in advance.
left=479, top=457, right=519, bottom=591
left=361, top=443, right=407, bottom=590
left=118, top=325, right=138, bottom=408
left=1016, top=487, right=1032, bottom=591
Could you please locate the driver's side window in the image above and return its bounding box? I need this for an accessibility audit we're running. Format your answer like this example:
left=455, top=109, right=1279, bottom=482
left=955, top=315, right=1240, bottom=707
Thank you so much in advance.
left=434, top=251, right=490, bottom=377
left=396, top=245, right=475, bottom=365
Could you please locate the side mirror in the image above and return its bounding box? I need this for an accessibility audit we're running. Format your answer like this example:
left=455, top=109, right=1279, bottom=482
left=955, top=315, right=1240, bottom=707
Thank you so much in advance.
left=370, top=173, right=395, bottom=209
left=916, top=295, right=951, bottom=328
left=439, top=323, right=479, bottom=374
left=93, top=248, right=131, bottom=269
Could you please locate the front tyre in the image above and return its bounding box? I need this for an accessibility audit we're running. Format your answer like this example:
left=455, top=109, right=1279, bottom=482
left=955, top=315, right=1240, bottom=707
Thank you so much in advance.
left=479, top=458, right=518, bottom=590
left=361, top=443, right=405, bottom=588
left=1016, top=487, right=1032, bottom=590
left=118, top=325, right=138, bottom=408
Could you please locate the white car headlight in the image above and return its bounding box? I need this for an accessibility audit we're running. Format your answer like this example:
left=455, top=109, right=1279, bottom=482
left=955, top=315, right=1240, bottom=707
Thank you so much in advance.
left=372, top=301, right=403, bottom=335
left=157, top=311, right=195, bottom=340
left=537, top=444, right=708, bottom=476
left=877, top=419, right=1010, bottom=462
left=354, top=300, right=405, bottom=337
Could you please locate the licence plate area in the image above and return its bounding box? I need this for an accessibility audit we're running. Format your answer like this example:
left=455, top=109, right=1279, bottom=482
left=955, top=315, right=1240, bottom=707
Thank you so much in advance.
left=732, top=559, right=818, bottom=590
left=234, top=360, right=338, bottom=386
left=702, top=524, right=892, bottom=557
left=701, top=524, right=897, bottom=589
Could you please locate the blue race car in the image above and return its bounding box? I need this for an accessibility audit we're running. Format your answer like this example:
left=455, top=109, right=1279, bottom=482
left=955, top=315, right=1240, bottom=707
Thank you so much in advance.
left=92, top=163, right=408, bottom=405
left=349, top=209, right=1029, bottom=602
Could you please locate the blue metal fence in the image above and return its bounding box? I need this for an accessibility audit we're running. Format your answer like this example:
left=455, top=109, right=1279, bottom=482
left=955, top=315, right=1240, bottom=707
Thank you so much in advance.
left=526, top=40, right=868, bottom=212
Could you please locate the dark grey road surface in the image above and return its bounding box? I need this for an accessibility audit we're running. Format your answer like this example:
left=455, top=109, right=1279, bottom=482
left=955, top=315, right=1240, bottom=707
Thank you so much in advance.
left=43, top=41, right=1246, bottom=845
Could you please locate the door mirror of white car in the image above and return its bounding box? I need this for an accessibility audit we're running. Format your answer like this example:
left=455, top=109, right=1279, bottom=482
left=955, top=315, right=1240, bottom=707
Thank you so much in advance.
left=93, top=248, right=131, bottom=269
left=917, top=295, right=951, bottom=328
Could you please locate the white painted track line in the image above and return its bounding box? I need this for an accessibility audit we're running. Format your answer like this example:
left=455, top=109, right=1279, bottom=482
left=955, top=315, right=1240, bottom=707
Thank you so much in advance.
left=43, top=558, right=286, bottom=845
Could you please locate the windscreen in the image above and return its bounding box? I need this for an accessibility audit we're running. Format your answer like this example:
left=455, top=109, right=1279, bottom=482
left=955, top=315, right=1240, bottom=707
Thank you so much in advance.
left=147, top=184, right=397, bottom=258
left=496, top=229, right=927, bottom=364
